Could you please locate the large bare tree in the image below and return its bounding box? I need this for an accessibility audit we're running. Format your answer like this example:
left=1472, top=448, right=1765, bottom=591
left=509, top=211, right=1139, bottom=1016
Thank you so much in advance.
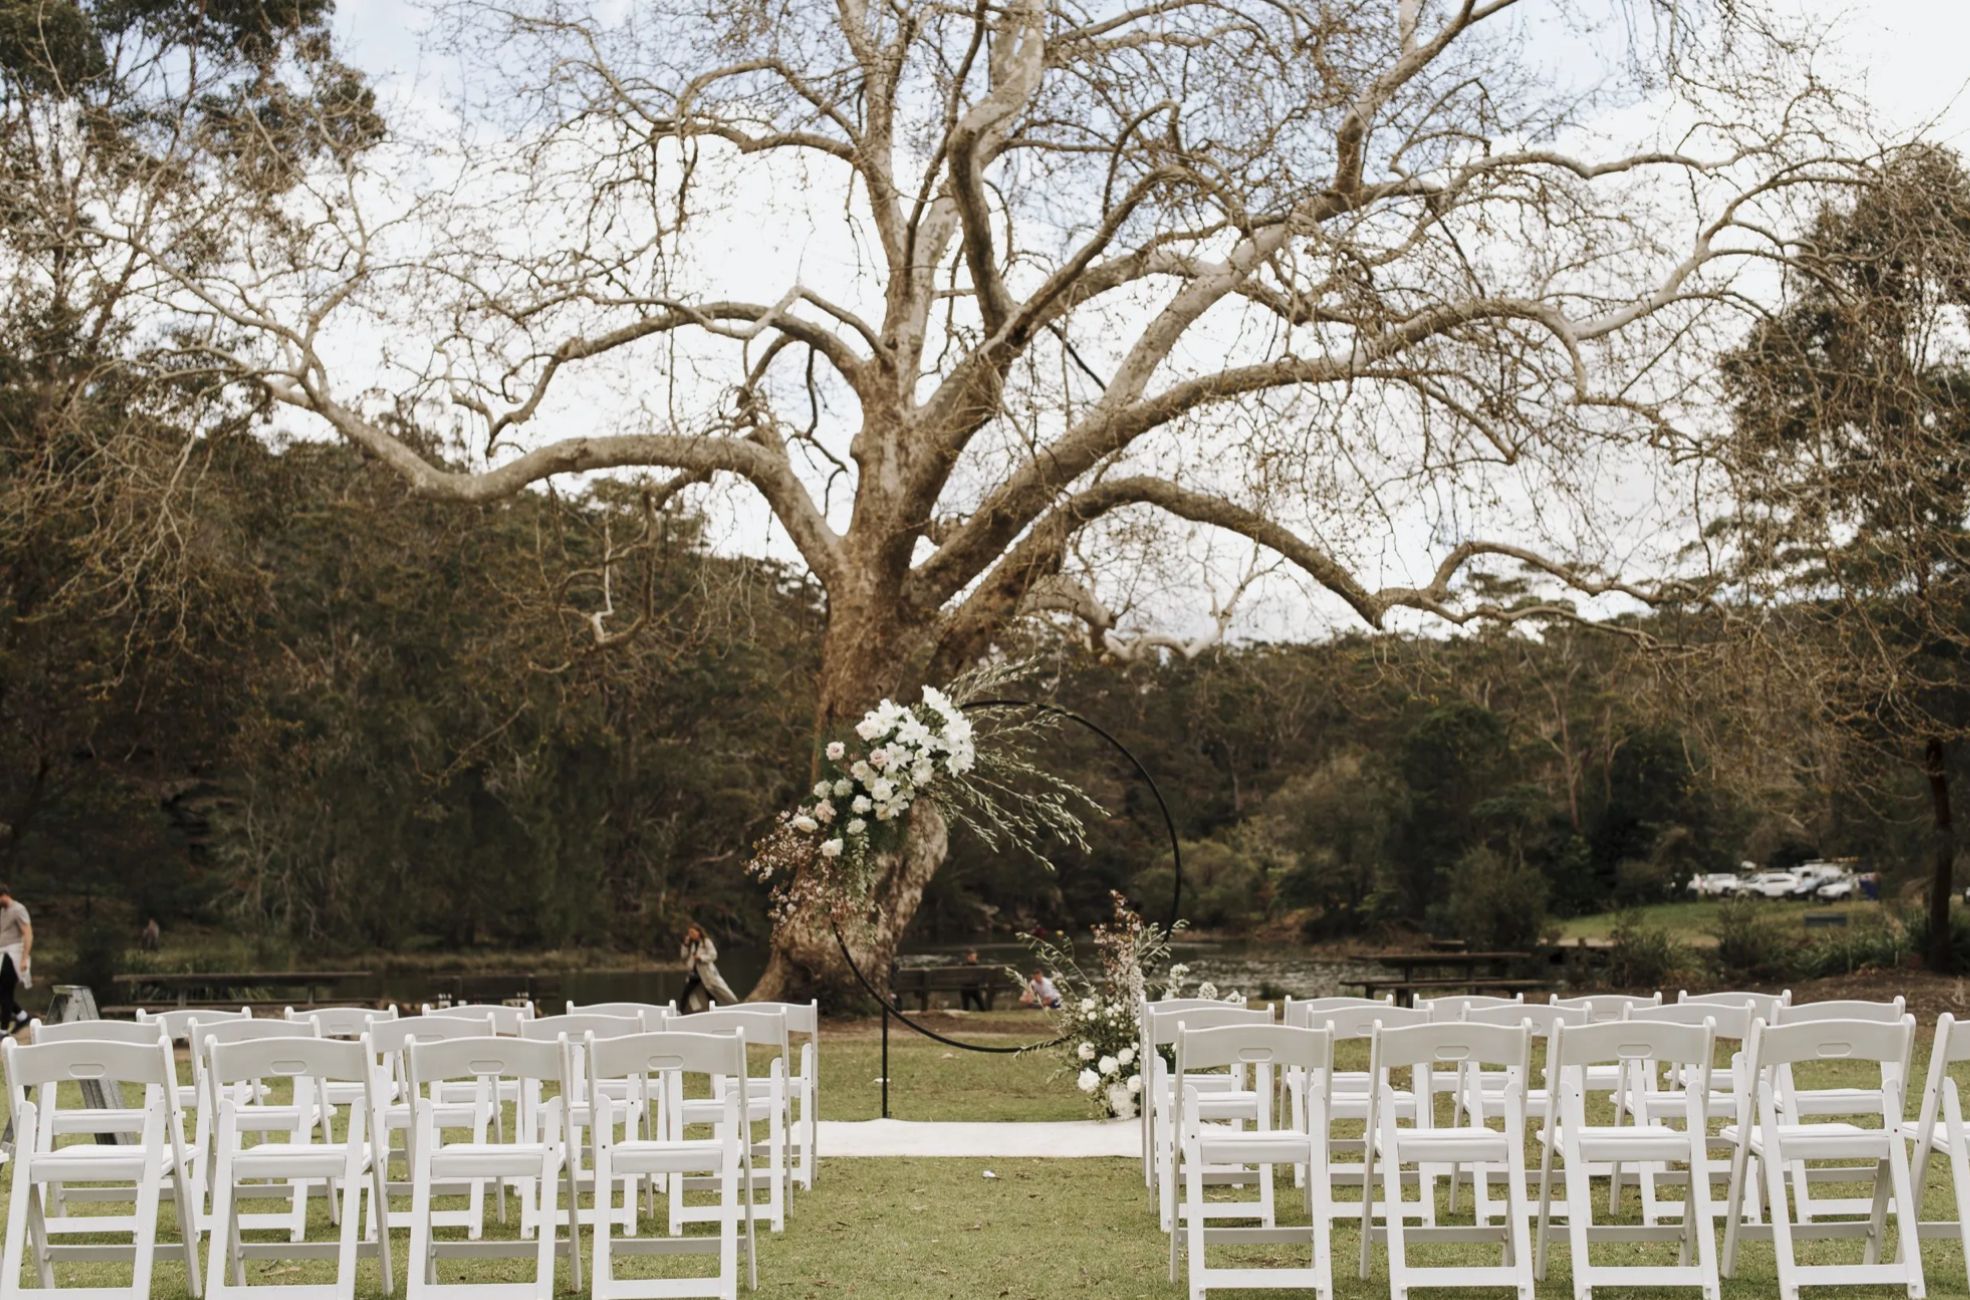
left=83, top=0, right=1872, bottom=996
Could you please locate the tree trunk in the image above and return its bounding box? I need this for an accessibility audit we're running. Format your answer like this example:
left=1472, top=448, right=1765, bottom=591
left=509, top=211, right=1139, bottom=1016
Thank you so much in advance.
left=748, top=802, right=949, bottom=1006
left=1925, top=736, right=1956, bottom=972
left=748, top=593, right=952, bottom=1006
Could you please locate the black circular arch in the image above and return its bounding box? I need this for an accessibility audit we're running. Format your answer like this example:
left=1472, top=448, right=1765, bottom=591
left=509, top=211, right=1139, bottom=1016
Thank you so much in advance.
left=829, top=696, right=1185, bottom=1055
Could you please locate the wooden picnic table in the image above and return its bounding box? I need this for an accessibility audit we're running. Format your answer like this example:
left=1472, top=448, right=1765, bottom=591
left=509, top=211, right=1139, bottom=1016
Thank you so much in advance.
left=1358, top=950, right=1543, bottom=1007
left=109, top=969, right=376, bottom=1009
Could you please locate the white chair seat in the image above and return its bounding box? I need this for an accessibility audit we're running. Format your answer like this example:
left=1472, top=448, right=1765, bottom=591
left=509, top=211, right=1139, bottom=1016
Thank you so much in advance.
left=1723, top=1121, right=1893, bottom=1161
left=1379, top=1125, right=1512, bottom=1163
left=430, top=1142, right=556, bottom=1177
left=606, top=1137, right=726, bottom=1175
left=31, top=1146, right=157, bottom=1182
left=229, top=1142, right=371, bottom=1178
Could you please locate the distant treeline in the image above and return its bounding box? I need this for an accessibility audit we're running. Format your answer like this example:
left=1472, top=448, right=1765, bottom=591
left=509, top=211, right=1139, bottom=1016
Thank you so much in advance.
left=3, top=433, right=1957, bottom=957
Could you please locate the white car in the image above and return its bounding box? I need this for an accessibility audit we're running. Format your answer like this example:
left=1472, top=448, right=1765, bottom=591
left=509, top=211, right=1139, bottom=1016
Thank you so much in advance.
left=1814, top=875, right=1858, bottom=901
left=1688, top=872, right=1746, bottom=897
left=1741, top=871, right=1804, bottom=899
left=1789, top=863, right=1849, bottom=897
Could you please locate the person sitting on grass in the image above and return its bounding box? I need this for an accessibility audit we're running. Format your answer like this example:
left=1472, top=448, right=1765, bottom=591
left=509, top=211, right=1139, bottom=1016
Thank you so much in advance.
left=1021, top=968, right=1062, bottom=1009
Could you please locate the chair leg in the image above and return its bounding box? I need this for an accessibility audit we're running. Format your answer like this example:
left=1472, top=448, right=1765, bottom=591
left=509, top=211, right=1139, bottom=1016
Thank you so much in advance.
left=2, top=1108, right=37, bottom=1300
left=1184, top=1141, right=1207, bottom=1300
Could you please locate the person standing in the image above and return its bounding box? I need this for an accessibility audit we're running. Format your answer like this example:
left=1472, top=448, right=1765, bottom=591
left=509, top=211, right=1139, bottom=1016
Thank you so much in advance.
left=0, top=885, right=32, bottom=1033
left=678, top=923, right=739, bottom=1012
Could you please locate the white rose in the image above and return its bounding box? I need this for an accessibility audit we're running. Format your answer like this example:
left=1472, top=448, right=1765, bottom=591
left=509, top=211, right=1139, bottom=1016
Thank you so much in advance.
left=1106, top=1083, right=1136, bottom=1118
left=1117, top=1047, right=1135, bottom=1067
left=850, top=761, right=874, bottom=783
left=846, top=817, right=867, bottom=835
left=814, top=801, right=836, bottom=823
left=813, top=780, right=832, bottom=799
left=825, top=740, right=846, bottom=761
left=1077, top=1042, right=1096, bottom=1062
left=1079, top=997, right=1096, bottom=1013
left=868, top=747, right=890, bottom=770
left=819, top=838, right=844, bottom=859
left=851, top=795, right=872, bottom=814
left=1098, top=1055, right=1118, bottom=1077
left=1077, top=1069, right=1100, bottom=1094
left=870, top=777, right=896, bottom=802
left=1126, top=1073, right=1142, bottom=1095
left=791, top=814, right=819, bottom=833
left=1197, top=982, right=1218, bottom=1000
left=833, top=779, right=853, bottom=797
left=911, top=759, right=935, bottom=785
left=855, top=717, right=882, bottom=741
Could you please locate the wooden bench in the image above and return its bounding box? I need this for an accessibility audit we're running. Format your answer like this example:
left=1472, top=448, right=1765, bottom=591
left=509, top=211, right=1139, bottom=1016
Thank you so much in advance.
left=1356, top=976, right=1550, bottom=1008
left=890, top=966, right=1012, bottom=1011
left=110, top=970, right=376, bottom=1009
left=1803, top=912, right=1850, bottom=930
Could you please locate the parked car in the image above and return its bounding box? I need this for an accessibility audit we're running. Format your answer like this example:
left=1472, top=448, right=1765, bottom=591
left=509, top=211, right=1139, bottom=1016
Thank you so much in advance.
left=1741, top=871, right=1805, bottom=899
left=1789, top=862, right=1849, bottom=898
left=1815, top=874, right=1859, bottom=901
left=1687, top=872, right=1746, bottom=897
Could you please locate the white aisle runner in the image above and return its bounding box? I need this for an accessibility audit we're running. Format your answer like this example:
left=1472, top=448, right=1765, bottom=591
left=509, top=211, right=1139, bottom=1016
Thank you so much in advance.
left=817, top=1118, right=1139, bottom=1158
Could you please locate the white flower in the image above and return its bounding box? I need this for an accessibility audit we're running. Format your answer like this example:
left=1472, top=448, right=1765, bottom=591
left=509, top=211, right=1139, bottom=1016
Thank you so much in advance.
left=911, top=759, right=935, bottom=785
left=851, top=795, right=872, bottom=814
left=1079, top=997, right=1096, bottom=1013
left=1126, top=1073, right=1142, bottom=1095
left=1098, top=1055, right=1118, bottom=1077
left=1076, top=1069, right=1100, bottom=1094
left=1106, top=1083, right=1136, bottom=1118
left=846, top=817, right=867, bottom=835
left=850, top=761, right=874, bottom=783
left=1197, top=981, right=1218, bottom=1000
left=1117, top=1047, right=1135, bottom=1067
left=943, top=713, right=973, bottom=743
left=790, top=814, right=819, bottom=833
left=875, top=804, right=896, bottom=821
left=870, top=777, right=896, bottom=802
left=922, top=685, right=959, bottom=719
left=833, top=779, right=853, bottom=798
left=855, top=717, right=883, bottom=741
left=813, top=780, right=833, bottom=799
left=814, top=801, right=836, bottom=824
left=819, top=838, right=844, bottom=859
left=868, top=747, right=890, bottom=770
left=825, top=741, right=846, bottom=761
left=1223, top=989, right=1242, bottom=1003
left=1077, top=1042, right=1096, bottom=1062
left=1168, top=964, right=1190, bottom=980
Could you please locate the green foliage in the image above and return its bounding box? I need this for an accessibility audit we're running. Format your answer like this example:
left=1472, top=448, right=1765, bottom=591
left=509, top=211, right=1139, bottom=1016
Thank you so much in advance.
left=1604, top=911, right=1687, bottom=990
left=1429, top=846, right=1554, bottom=951
left=1710, top=899, right=1792, bottom=982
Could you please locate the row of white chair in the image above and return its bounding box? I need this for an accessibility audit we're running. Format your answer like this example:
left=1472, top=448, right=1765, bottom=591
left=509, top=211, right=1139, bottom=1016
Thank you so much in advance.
left=1139, top=989, right=1953, bottom=1300
left=1, top=998, right=821, bottom=1300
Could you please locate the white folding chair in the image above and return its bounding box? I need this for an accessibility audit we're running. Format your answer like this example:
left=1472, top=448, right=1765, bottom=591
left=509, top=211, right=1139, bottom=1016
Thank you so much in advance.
left=519, top=1013, right=644, bottom=1233
left=204, top=1035, right=391, bottom=1300
left=1, top=1035, right=204, bottom=1300
left=1535, top=1016, right=1720, bottom=1298
left=1681, top=988, right=1789, bottom=1019
left=740, top=1001, right=819, bottom=1191
left=1905, top=1012, right=1970, bottom=1291
left=1290, top=1003, right=1430, bottom=1206
left=189, top=1018, right=324, bottom=1241
left=283, top=1008, right=397, bottom=1189
left=567, top=1002, right=672, bottom=1024
left=666, top=1008, right=790, bottom=1234
left=366, top=1014, right=498, bottom=1237
left=1622, top=999, right=1763, bottom=1227
left=138, top=1006, right=252, bottom=1117
left=419, top=1003, right=534, bottom=1034
left=1138, top=996, right=1251, bottom=1187
left=1720, top=1015, right=1924, bottom=1300
left=587, top=1030, right=759, bottom=1300
left=1552, top=993, right=1664, bottom=1023
left=1771, top=998, right=1911, bottom=1220
left=1169, top=1022, right=1333, bottom=1300
left=405, top=1034, right=578, bottom=1300
left=1146, top=1004, right=1274, bottom=1231
left=19, top=1020, right=165, bottom=1227
left=1360, top=1020, right=1534, bottom=1299
left=1418, top=993, right=1524, bottom=1024
left=1449, top=1004, right=1586, bottom=1218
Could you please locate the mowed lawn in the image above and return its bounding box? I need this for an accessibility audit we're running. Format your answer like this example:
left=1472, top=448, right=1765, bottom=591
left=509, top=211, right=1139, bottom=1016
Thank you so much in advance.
left=6, top=1013, right=1970, bottom=1296
left=1555, top=897, right=1891, bottom=943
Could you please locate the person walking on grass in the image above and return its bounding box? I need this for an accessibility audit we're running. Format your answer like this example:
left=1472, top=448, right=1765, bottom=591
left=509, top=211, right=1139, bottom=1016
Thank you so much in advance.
left=0, top=885, right=32, bottom=1033
left=679, top=922, right=739, bottom=1012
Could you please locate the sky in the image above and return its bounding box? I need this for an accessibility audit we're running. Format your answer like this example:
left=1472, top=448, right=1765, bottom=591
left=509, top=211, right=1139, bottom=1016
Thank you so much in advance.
left=303, top=0, right=1970, bottom=649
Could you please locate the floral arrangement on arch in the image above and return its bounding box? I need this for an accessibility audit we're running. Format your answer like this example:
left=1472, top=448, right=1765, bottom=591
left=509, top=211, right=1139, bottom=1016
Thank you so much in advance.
left=1022, top=893, right=1224, bottom=1120
left=748, top=664, right=1101, bottom=921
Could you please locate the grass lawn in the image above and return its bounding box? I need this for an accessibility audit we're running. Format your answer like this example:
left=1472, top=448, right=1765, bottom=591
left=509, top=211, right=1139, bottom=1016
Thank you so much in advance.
left=8, top=1016, right=1970, bottom=1296
left=1556, top=897, right=1889, bottom=943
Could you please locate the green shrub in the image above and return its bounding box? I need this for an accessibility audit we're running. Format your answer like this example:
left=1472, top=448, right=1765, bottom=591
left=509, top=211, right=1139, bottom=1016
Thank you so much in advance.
left=1430, top=847, right=1553, bottom=951
left=1709, top=898, right=1791, bottom=982
left=1799, top=911, right=1917, bottom=978
left=1604, top=911, right=1685, bottom=989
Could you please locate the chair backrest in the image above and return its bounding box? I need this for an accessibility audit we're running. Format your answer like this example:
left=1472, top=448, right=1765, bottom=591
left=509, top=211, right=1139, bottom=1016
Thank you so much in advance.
left=1313, top=1002, right=1430, bottom=1041
left=1551, top=1016, right=1713, bottom=1072
left=1283, top=995, right=1390, bottom=1027
left=742, top=1000, right=819, bottom=1037
left=1178, top=1023, right=1332, bottom=1075
left=1551, top=992, right=1662, bottom=1022
left=588, top=1029, right=747, bottom=1087
left=1372, top=1020, right=1531, bottom=1073
left=567, top=1001, right=674, bottom=1024
left=369, top=1011, right=496, bottom=1057
left=1751, top=1015, right=1915, bottom=1073
left=1143, top=996, right=1250, bottom=1014
left=1147, top=1004, right=1273, bottom=1048
left=419, top=1002, right=533, bottom=1034
left=29, top=1018, right=164, bottom=1046
left=1462, top=1003, right=1585, bottom=1037
left=519, top=1012, right=646, bottom=1043
left=671, top=1006, right=791, bottom=1052
left=137, top=1005, right=251, bottom=1042
left=407, top=1034, right=567, bottom=1090
left=1774, top=997, right=1906, bottom=1025
left=1681, top=988, right=1789, bottom=1019
left=1626, top=999, right=1758, bottom=1044
left=210, top=1034, right=371, bottom=1087
left=3, top=1035, right=176, bottom=1090
left=190, top=1015, right=318, bottom=1054
left=1419, top=993, right=1524, bottom=1023
left=287, top=1005, right=396, bottom=1038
